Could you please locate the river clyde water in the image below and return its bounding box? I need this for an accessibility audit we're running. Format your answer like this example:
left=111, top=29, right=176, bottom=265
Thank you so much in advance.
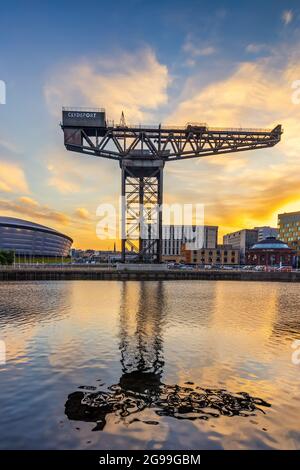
left=0, top=280, right=299, bottom=450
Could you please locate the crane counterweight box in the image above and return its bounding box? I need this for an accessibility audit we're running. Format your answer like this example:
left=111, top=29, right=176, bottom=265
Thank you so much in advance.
left=62, top=108, right=106, bottom=128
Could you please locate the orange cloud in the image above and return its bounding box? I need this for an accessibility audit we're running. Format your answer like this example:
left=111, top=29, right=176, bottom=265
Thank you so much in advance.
left=75, top=207, right=91, bottom=220
left=18, top=196, right=39, bottom=207
left=165, top=52, right=300, bottom=236
left=0, top=196, right=70, bottom=226
left=42, top=46, right=300, bottom=246
left=0, top=195, right=116, bottom=249
left=0, top=161, right=29, bottom=194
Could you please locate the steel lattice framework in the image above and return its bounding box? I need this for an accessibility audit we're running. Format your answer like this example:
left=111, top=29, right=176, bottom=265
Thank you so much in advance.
left=63, top=123, right=282, bottom=161
left=61, top=110, right=282, bottom=263
left=121, top=171, right=162, bottom=261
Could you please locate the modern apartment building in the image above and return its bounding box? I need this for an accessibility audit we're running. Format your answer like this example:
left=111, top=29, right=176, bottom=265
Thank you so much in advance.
left=223, top=229, right=258, bottom=263
left=162, top=225, right=218, bottom=256
left=278, top=211, right=300, bottom=255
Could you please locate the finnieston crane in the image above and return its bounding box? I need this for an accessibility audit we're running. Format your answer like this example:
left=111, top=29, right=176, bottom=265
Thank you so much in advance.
left=61, top=108, right=282, bottom=263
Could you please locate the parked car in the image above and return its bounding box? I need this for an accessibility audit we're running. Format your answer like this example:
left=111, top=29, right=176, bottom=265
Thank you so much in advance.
left=254, top=265, right=265, bottom=271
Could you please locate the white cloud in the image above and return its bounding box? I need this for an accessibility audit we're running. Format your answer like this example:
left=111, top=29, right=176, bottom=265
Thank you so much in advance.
left=45, top=147, right=118, bottom=197
left=47, top=160, right=82, bottom=193
left=183, top=40, right=216, bottom=57
left=282, top=10, right=293, bottom=25
left=168, top=58, right=298, bottom=130
left=48, top=175, right=81, bottom=194
left=0, top=139, right=19, bottom=154
left=44, top=48, right=169, bottom=123
left=186, top=58, right=196, bottom=67
left=246, top=43, right=269, bottom=54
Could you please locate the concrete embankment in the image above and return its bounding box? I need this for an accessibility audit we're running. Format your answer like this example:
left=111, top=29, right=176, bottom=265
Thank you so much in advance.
left=0, top=267, right=300, bottom=282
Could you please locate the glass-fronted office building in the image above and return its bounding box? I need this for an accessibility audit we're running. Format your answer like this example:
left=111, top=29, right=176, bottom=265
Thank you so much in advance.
left=0, top=217, right=72, bottom=256
left=278, top=211, right=300, bottom=256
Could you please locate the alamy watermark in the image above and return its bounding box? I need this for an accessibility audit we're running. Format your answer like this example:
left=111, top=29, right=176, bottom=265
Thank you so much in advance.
left=0, top=340, right=6, bottom=365
left=0, top=80, right=6, bottom=104
left=96, top=199, right=205, bottom=249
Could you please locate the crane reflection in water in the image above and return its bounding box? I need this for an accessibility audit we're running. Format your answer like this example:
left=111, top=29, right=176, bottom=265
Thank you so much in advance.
left=65, top=282, right=271, bottom=431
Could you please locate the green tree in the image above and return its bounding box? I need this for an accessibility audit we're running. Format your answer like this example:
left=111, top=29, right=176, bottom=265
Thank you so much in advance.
left=0, top=250, right=14, bottom=265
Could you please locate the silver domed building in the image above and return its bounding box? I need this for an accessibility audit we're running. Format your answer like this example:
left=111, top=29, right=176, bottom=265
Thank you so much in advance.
left=0, top=217, right=72, bottom=257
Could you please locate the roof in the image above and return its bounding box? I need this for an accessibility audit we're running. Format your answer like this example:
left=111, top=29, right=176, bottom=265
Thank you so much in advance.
left=278, top=211, right=300, bottom=217
left=250, top=237, right=290, bottom=250
left=0, top=216, right=73, bottom=242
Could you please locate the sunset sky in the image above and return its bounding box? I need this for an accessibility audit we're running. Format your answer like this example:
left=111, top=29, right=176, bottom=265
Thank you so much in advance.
left=1, top=0, right=300, bottom=249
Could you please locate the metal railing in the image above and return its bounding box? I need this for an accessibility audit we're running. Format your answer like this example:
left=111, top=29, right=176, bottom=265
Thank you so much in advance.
left=0, top=264, right=299, bottom=272
left=0, top=264, right=116, bottom=270
left=110, top=123, right=273, bottom=133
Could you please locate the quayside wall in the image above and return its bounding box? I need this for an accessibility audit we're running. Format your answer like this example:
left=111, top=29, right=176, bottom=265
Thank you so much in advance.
left=1, top=267, right=300, bottom=282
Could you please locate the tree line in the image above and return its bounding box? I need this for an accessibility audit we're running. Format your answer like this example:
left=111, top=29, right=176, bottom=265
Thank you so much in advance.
left=0, top=251, right=14, bottom=265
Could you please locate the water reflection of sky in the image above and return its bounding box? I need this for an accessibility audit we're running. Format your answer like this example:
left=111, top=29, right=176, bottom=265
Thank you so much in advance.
left=0, top=280, right=299, bottom=449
